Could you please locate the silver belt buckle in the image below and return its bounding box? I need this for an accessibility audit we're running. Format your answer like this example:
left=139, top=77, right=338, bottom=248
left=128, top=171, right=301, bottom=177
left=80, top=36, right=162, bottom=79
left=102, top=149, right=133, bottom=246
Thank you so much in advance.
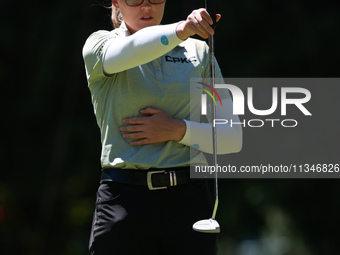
left=147, top=170, right=178, bottom=190
left=147, top=170, right=167, bottom=190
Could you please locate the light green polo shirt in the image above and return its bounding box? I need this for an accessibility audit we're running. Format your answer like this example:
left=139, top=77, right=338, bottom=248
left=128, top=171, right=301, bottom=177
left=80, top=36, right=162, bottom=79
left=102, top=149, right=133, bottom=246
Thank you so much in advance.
left=83, top=23, right=225, bottom=169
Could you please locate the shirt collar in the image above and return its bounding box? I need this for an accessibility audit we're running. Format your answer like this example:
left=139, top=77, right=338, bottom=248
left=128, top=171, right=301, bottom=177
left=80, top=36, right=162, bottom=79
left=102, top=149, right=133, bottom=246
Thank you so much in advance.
left=114, top=22, right=131, bottom=37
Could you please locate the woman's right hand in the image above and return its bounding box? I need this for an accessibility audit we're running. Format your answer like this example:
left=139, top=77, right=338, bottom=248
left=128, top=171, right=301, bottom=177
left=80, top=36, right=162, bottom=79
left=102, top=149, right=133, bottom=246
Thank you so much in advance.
left=176, top=8, right=221, bottom=41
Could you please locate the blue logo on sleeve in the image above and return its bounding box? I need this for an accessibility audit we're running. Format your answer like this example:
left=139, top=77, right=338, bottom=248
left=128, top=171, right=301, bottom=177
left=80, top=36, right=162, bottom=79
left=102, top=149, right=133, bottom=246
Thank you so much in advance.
left=192, top=144, right=200, bottom=150
left=161, top=35, right=169, bottom=45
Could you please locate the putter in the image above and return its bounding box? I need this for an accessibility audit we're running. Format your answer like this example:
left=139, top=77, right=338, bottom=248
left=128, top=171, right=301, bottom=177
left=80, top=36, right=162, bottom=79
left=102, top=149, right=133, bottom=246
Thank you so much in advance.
left=192, top=0, right=220, bottom=234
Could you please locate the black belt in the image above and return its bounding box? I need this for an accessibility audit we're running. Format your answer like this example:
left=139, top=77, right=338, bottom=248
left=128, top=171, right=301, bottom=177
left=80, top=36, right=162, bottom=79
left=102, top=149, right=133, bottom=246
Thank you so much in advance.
left=101, top=167, right=199, bottom=190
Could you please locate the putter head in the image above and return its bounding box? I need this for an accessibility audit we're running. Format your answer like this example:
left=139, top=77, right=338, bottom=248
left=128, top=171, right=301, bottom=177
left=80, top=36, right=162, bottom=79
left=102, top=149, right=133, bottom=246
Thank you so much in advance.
left=192, top=218, right=220, bottom=233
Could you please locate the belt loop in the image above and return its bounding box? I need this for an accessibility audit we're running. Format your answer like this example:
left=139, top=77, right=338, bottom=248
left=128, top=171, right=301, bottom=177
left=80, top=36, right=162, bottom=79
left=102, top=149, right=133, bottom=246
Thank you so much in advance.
left=173, top=171, right=177, bottom=186
left=169, top=171, right=177, bottom=187
left=169, top=171, right=174, bottom=186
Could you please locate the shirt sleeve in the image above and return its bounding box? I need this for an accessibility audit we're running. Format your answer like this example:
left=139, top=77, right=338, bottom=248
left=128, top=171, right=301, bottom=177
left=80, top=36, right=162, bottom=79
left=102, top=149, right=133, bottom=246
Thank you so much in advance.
left=102, top=23, right=183, bottom=74
left=82, top=23, right=183, bottom=84
left=82, top=30, right=115, bottom=85
left=178, top=98, right=243, bottom=154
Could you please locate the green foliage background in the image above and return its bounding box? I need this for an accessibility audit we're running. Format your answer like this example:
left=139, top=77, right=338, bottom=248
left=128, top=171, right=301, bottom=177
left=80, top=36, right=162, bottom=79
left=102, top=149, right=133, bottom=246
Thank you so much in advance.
left=1, top=0, right=339, bottom=254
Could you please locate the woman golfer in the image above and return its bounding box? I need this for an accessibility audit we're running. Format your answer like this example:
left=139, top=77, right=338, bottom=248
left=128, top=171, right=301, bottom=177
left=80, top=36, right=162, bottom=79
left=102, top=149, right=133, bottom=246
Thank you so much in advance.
left=82, top=0, right=242, bottom=254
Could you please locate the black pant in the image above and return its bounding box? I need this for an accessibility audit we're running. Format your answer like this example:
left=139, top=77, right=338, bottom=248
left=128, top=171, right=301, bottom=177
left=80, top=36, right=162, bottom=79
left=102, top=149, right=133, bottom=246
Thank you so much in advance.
left=89, top=180, right=217, bottom=255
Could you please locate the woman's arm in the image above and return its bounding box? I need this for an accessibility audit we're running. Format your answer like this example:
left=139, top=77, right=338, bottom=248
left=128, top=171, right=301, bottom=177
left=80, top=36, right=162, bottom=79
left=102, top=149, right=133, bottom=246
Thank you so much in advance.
left=103, top=9, right=220, bottom=74
left=103, top=23, right=183, bottom=74
left=119, top=99, right=242, bottom=155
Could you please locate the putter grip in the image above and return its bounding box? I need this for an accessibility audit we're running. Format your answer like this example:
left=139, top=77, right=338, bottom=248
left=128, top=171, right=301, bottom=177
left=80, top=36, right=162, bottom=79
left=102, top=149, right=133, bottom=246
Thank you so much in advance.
left=205, top=0, right=217, bottom=28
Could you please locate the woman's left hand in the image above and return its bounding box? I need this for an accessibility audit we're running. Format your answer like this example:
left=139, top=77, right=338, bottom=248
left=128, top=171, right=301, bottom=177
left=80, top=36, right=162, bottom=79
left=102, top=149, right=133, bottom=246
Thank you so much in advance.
left=120, top=107, right=186, bottom=146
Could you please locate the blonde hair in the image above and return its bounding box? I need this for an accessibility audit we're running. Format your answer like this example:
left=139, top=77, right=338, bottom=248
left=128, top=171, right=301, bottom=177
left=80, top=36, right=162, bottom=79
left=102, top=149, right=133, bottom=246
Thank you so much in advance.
left=111, top=4, right=123, bottom=28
